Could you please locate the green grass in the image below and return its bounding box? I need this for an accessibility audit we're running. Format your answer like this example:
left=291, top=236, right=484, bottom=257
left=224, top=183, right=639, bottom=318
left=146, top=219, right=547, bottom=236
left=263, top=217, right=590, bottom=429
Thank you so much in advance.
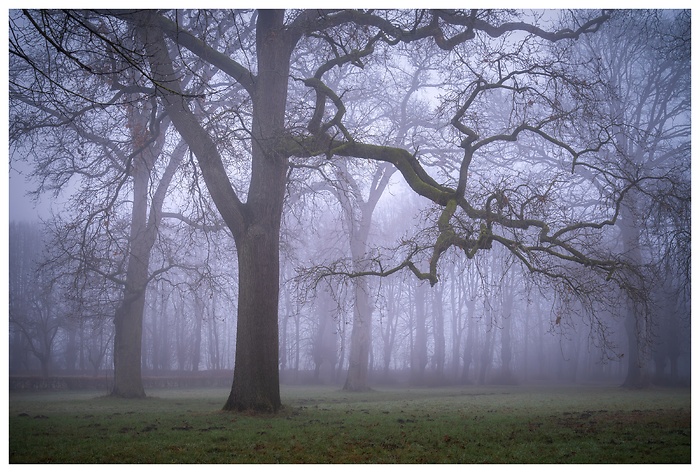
left=9, top=384, right=691, bottom=463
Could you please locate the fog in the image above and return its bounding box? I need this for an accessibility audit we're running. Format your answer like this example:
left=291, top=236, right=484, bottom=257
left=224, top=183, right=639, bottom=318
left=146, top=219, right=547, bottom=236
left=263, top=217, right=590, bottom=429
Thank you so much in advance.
left=7, top=10, right=690, bottom=404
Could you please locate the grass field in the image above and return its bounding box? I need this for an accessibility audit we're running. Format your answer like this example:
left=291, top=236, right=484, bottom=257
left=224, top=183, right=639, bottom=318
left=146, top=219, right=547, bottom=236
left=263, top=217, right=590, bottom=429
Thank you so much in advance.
left=8, top=383, right=691, bottom=463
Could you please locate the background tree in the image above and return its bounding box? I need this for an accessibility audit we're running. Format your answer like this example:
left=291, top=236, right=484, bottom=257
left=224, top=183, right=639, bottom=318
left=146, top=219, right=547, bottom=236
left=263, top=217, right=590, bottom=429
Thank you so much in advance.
left=573, top=10, right=691, bottom=387
left=9, top=222, right=62, bottom=378
left=10, top=9, right=235, bottom=396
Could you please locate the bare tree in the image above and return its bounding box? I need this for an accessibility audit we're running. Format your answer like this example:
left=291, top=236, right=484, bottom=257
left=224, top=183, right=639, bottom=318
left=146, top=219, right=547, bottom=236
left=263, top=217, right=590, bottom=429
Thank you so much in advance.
left=10, top=10, right=232, bottom=396
left=573, top=10, right=690, bottom=387
left=16, top=9, right=672, bottom=412
left=8, top=222, right=62, bottom=378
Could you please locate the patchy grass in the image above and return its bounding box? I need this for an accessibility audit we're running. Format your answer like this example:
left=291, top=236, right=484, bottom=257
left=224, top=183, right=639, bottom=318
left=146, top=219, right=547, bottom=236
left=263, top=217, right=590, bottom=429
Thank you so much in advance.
left=9, top=384, right=690, bottom=463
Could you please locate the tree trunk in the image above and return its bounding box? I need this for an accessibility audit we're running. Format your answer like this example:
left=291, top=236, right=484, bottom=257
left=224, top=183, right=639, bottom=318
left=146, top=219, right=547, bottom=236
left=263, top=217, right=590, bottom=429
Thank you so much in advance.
left=192, top=295, right=203, bottom=372
left=461, top=297, right=476, bottom=383
left=113, top=291, right=147, bottom=397
left=140, top=9, right=290, bottom=411
left=410, top=282, right=428, bottom=384
left=111, top=160, right=150, bottom=398
left=37, top=352, right=50, bottom=380
left=343, top=277, right=373, bottom=391
left=223, top=222, right=282, bottom=411
left=220, top=10, right=290, bottom=412
left=109, top=89, right=180, bottom=396
left=478, top=307, right=495, bottom=385
left=381, top=280, right=399, bottom=378
left=498, top=283, right=516, bottom=384
left=207, top=292, right=221, bottom=371
left=619, top=199, right=650, bottom=389
left=622, top=307, right=649, bottom=388
left=314, top=287, right=338, bottom=384
left=432, top=285, right=445, bottom=381
left=449, top=270, right=462, bottom=380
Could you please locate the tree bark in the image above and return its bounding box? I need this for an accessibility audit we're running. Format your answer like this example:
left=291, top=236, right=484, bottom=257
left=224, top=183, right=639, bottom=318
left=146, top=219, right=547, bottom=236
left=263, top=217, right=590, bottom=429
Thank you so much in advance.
left=223, top=222, right=282, bottom=411
left=410, top=281, right=428, bottom=384
left=343, top=276, right=373, bottom=391
left=619, top=198, right=650, bottom=389
left=461, top=298, right=476, bottom=384
left=432, top=285, right=445, bottom=381
left=192, top=295, right=203, bottom=372
left=222, top=11, right=290, bottom=411
left=342, top=204, right=374, bottom=391
left=111, top=153, right=150, bottom=398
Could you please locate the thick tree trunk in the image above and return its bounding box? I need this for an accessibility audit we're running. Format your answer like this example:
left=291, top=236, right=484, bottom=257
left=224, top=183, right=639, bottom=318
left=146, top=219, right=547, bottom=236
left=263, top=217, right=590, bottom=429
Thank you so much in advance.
left=342, top=195, right=376, bottom=391
left=37, top=352, right=50, bottom=380
left=223, top=11, right=290, bottom=411
left=223, top=222, right=282, bottom=411
left=113, top=290, right=147, bottom=397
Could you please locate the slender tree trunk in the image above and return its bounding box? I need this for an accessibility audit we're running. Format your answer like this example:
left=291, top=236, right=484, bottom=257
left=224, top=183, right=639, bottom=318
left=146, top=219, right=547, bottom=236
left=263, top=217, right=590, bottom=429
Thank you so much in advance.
left=478, top=308, right=495, bottom=385
left=279, top=288, right=289, bottom=375
left=207, top=292, right=221, bottom=371
left=449, top=271, right=462, bottom=380
left=109, top=92, right=180, bottom=396
left=381, top=280, right=398, bottom=378
left=432, top=285, right=445, bottom=382
left=522, top=302, right=531, bottom=383
left=411, top=282, right=428, bottom=384
left=536, top=299, right=546, bottom=379
left=622, top=307, right=648, bottom=387
left=192, top=295, right=203, bottom=372
left=314, top=287, right=337, bottom=383
left=461, top=298, right=476, bottom=383
left=343, top=277, right=373, bottom=391
left=336, top=313, right=347, bottom=383
left=294, top=303, right=301, bottom=380
left=338, top=162, right=392, bottom=391
left=498, top=284, right=515, bottom=384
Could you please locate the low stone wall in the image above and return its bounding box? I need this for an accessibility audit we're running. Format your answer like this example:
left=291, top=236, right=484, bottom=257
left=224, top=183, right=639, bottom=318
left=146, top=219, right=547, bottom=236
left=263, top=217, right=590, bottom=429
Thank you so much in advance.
left=9, top=372, right=234, bottom=392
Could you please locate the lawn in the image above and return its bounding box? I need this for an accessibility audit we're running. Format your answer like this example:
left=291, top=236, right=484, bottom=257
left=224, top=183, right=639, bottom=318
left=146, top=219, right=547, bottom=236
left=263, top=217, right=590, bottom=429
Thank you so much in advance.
left=8, top=383, right=691, bottom=463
